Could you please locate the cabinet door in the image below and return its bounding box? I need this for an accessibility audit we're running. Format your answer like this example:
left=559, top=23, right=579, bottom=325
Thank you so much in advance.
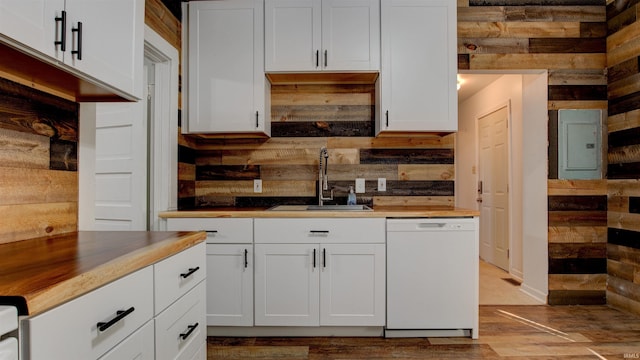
left=188, top=0, right=267, bottom=133
left=322, top=0, right=379, bottom=71
left=206, top=244, right=254, bottom=326
left=64, top=0, right=143, bottom=99
left=0, top=0, right=64, bottom=60
left=379, top=0, right=457, bottom=133
left=265, top=0, right=321, bottom=72
left=254, top=244, right=320, bottom=326
left=320, top=244, right=385, bottom=326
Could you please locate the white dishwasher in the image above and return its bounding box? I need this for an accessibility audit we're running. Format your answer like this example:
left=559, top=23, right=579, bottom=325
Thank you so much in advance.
left=385, top=218, right=479, bottom=339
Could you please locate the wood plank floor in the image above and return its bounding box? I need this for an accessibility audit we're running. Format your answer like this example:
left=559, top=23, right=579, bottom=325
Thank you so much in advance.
left=207, top=305, right=640, bottom=359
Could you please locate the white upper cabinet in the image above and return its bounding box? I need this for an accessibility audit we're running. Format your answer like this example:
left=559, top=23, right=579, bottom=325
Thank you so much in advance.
left=377, top=0, right=457, bottom=134
left=265, top=0, right=380, bottom=72
left=0, top=0, right=143, bottom=100
left=186, top=0, right=270, bottom=135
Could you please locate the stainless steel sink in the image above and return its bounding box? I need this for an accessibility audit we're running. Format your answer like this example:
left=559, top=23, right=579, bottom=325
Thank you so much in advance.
left=267, top=205, right=373, bottom=211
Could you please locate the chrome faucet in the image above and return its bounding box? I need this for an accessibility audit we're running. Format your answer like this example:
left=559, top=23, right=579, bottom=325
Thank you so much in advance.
left=318, top=147, right=333, bottom=206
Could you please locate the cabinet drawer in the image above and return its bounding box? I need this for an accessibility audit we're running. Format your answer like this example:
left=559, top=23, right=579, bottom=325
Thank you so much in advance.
left=155, top=281, right=206, bottom=360
left=254, top=218, right=385, bottom=244
left=167, top=218, right=253, bottom=244
left=98, top=320, right=154, bottom=360
left=155, top=242, right=206, bottom=313
left=24, top=267, right=154, bottom=360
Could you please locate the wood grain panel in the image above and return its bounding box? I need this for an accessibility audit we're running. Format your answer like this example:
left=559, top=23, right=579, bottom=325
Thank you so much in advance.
left=548, top=195, right=607, bottom=211
left=271, top=121, right=374, bottom=137
left=608, top=144, right=640, bottom=164
left=608, top=126, right=640, bottom=148
left=221, top=148, right=359, bottom=166
left=195, top=138, right=327, bottom=151
left=398, top=164, right=455, bottom=180
left=608, top=275, right=640, bottom=302
left=548, top=226, right=607, bottom=243
left=145, top=0, right=181, bottom=51
left=0, top=167, right=77, bottom=205
left=458, top=38, right=529, bottom=54
left=608, top=195, right=630, bottom=213
left=469, top=0, right=605, bottom=5
left=529, top=38, right=606, bottom=53
left=548, top=274, right=606, bottom=290
left=178, top=162, right=195, bottom=181
left=608, top=211, right=640, bottom=232
left=196, top=180, right=316, bottom=197
left=607, top=35, right=640, bottom=67
left=548, top=69, right=607, bottom=85
left=608, top=73, right=640, bottom=99
left=260, top=165, right=317, bottom=181
left=608, top=179, right=640, bottom=196
left=196, top=165, right=260, bottom=181
left=608, top=227, right=640, bottom=250
left=372, top=196, right=455, bottom=207
left=457, top=5, right=605, bottom=22
left=50, top=139, right=77, bottom=171
left=548, top=100, right=608, bottom=109
left=0, top=202, right=77, bottom=244
left=548, top=210, right=607, bottom=226
left=360, top=149, right=454, bottom=164
left=178, top=180, right=195, bottom=199
left=607, top=18, right=640, bottom=52
left=549, top=242, right=607, bottom=258
left=608, top=259, right=635, bottom=282
left=329, top=135, right=454, bottom=149
left=548, top=85, right=607, bottom=100
left=469, top=53, right=606, bottom=69
left=548, top=258, right=606, bottom=274
left=607, top=56, right=639, bottom=83
left=458, top=22, right=581, bottom=38
left=608, top=109, right=640, bottom=133
left=548, top=179, right=607, bottom=195
left=0, top=128, right=49, bottom=169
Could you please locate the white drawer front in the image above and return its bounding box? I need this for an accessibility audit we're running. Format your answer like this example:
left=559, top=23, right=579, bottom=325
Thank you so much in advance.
left=166, top=218, right=253, bottom=243
left=0, top=337, right=18, bottom=360
left=155, top=281, right=206, bottom=360
left=24, top=266, right=154, bottom=360
left=254, top=218, right=385, bottom=244
left=98, top=320, right=154, bottom=360
left=155, top=242, right=206, bottom=313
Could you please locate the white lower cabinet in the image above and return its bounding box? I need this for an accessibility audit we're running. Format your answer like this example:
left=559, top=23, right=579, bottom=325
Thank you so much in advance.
left=206, top=244, right=253, bottom=326
left=254, top=218, right=386, bottom=327
left=20, top=242, right=206, bottom=360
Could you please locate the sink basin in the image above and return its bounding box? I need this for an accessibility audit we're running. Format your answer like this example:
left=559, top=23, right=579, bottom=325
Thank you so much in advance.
left=268, top=205, right=373, bottom=211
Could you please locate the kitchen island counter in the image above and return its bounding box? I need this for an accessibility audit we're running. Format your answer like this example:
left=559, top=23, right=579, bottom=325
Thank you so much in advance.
left=0, top=231, right=206, bottom=315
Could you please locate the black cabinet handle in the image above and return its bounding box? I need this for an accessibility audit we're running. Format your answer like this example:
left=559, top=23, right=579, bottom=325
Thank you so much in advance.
left=54, top=10, right=66, bottom=51
left=313, top=248, right=316, bottom=268
left=323, top=248, right=326, bottom=268
left=324, top=50, right=327, bottom=67
left=180, top=266, right=200, bottom=279
left=316, top=50, right=319, bottom=68
left=310, top=230, right=329, bottom=234
left=385, top=110, right=389, bottom=127
left=97, top=307, right=135, bottom=332
left=71, top=21, right=82, bottom=60
left=244, top=249, right=249, bottom=268
left=256, top=111, right=259, bottom=128
left=179, top=322, right=199, bottom=340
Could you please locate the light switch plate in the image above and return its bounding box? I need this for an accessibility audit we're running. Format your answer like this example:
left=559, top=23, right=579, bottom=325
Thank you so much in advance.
left=355, top=178, right=365, bottom=193
left=378, top=178, right=386, bottom=192
left=254, top=179, right=262, bottom=193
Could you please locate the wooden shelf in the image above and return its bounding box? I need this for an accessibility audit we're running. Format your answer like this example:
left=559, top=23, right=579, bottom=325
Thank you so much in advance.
left=266, top=72, right=379, bottom=85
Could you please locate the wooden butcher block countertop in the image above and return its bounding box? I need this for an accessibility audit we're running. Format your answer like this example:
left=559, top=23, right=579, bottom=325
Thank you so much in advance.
left=159, top=206, right=479, bottom=218
left=0, top=231, right=206, bottom=316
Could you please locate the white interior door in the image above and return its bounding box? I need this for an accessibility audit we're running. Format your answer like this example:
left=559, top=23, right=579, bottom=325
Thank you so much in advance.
left=93, top=80, right=147, bottom=230
left=478, top=106, right=509, bottom=270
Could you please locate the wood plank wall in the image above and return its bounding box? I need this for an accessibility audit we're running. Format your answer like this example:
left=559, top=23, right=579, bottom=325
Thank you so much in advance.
left=606, top=0, right=640, bottom=316
left=0, top=78, right=78, bottom=244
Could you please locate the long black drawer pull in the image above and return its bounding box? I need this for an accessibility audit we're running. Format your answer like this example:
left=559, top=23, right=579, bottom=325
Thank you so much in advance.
left=180, top=266, right=200, bottom=279
left=255, top=111, right=259, bottom=128
left=313, top=248, right=316, bottom=268
left=97, top=307, right=135, bottom=332
left=180, top=322, right=199, bottom=340
left=54, top=11, right=66, bottom=51
left=323, top=248, right=326, bottom=268
left=244, top=249, right=249, bottom=268
left=71, top=21, right=82, bottom=60
left=310, top=230, right=329, bottom=234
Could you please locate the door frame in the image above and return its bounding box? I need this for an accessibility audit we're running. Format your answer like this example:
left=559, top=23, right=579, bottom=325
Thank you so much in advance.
left=475, top=101, right=514, bottom=275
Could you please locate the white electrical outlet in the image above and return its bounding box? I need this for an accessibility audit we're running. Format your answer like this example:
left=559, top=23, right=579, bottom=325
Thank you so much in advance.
left=254, top=179, right=262, bottom=193
left=378, top=178, right=386, bottom=192
left=355, top=178, right=365, bottom=193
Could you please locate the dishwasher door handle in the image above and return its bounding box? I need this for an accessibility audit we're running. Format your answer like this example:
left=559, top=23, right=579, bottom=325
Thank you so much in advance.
left=417, top=223, right=447, bottom=229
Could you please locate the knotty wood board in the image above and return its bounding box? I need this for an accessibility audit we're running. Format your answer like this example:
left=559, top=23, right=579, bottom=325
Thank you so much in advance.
left=0, top=202, right=77, bottom=244
left=0, top=167, right=77, bottom=205
left=458, top=22, right=582, bottom=38
left=457, top=5, right=605, bottom=22
left=548, top=226, right=607, bottom=243
left=0, top=129, right=49, bottom=169
left=608, top=109, right=640, bottom=133
left=0, top=231, right=205, bottom=315
left=469, top=53, right=606, bottom=69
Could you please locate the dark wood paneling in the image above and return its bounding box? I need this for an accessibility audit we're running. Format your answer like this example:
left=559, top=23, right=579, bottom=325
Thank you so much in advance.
left=548, top=290, right=606, bottom=305
left=470, top=0, right=605, bottom=5
left=178, top=145, right=196, bottom=164
left=458, top=54, right=470, bottom=70
left=159, top=0, right=181, bottom=20
left=606, top=0, right=640, bottom=21
left=548, top=111, right=559, bottom=179
left=608, top=162, right=640, bottom=179
left=549, top=242, right=607, bottom=258
left=458, top=6, right=605, bottom=22
left=609, top=91, right=640, bottom=116
left=196, top=165, right=260, bottom=181
left=628, top=196, right=640, bottom=213
left=548, top=195, right=607, bottom=211
left=234, top=196, right=317, bottom=208
left=548, top=210, right=607, bottom=226
left=548, top=85, right=607, bottom=100
left=272, top=105, right=374, bottom=123
left=607, top=4, right=637, bottom=34
left=360, top=149, right=454, bottom=164
left=49, top=139, right=77, bottom=171
left=271, top=121, right=374, bottom=137
left=607, top=276, right=640, bottom=302
left=548, top=258, right=607, bottom=274
left=608, top=127, right=640, bottom=148
left=580, top=22, right=608, bottom=37
left=608, top=227, right=640, bottom=250
left=608, top=57, right=639, bottom=84
left=459, top=38, right=529, bottom=54
left=529, top=38, right=606, bottom=53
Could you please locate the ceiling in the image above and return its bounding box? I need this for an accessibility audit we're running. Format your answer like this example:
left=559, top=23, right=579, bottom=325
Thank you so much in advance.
left=457, top=74, right=503, bottom=103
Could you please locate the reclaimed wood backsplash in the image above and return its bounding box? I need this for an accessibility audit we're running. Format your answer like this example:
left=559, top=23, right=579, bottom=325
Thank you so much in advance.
left=606, top=0, right=640, bottom=315
left=0, top=78, right=78, bottom=244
